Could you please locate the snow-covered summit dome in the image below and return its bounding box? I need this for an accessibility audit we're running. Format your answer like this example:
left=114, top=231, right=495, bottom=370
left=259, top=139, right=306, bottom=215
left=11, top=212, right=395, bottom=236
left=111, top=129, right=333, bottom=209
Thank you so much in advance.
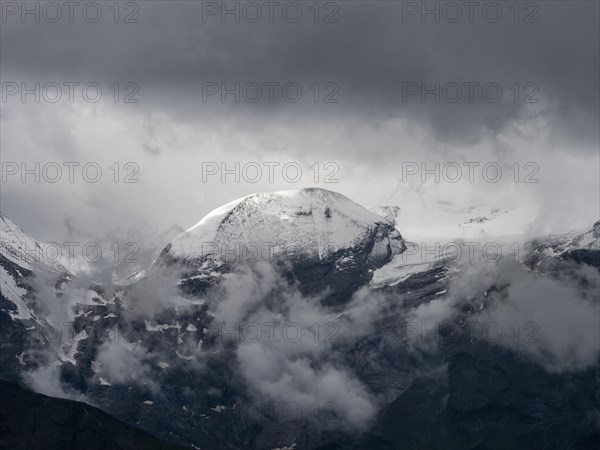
left=159, top=188, right=406, bottom=269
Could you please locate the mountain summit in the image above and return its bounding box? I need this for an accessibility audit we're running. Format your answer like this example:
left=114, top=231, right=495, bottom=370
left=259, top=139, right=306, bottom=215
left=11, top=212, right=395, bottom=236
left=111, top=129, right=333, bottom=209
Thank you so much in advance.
left=154, top=188, right=406, bottom=304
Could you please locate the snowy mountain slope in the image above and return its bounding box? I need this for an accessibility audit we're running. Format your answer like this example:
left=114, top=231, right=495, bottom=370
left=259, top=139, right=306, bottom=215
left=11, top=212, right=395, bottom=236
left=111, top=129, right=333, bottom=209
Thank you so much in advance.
left=153, top=188, right=406, bottom=304
left=370, top=241, right=448, bottom=288
left=166, top=188, right=405, bottom=263
left=0, top=213, right=73, bottom=382
left=372, top=221, right=600, bottom=289
left=524, top=221, right=600, bottom=270
left=529, top=221, right=600, bottom=254
left=0, top=212, right=69, bottom=320
left=1, top=212, right=67, bottom=273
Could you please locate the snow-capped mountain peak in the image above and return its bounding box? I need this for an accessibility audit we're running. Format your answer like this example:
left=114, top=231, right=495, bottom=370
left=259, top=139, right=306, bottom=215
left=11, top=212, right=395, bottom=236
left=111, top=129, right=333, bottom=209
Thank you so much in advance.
left=164, top=188, right=405, bottom=265
left=151, top=188, right=406, bottom=304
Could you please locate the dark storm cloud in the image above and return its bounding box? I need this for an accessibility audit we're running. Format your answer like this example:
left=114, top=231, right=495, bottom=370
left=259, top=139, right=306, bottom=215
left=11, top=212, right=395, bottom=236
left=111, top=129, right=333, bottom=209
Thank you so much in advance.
left=0, top=1, right=598, bottom=246
left=1, top=1, right=598, bottom=145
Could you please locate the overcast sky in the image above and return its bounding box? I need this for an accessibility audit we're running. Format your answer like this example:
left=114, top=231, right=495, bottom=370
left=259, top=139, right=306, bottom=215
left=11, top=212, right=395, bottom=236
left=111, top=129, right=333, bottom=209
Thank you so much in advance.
left=1, top=1, right=598, bottom=267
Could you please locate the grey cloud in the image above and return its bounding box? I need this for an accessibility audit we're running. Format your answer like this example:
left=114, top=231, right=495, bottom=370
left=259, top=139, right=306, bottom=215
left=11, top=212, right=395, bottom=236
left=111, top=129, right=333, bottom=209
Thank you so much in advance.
left=0, top=1, right=597, bottom=257
left=1, top=1, right=598, bottom=146
left=205, top=262, right=381, bottom=430
left=94, top=339, right=155, bottom=386
left=409, top=251, right=600, bottom=373
left=22, top=359, right=78, bottom=399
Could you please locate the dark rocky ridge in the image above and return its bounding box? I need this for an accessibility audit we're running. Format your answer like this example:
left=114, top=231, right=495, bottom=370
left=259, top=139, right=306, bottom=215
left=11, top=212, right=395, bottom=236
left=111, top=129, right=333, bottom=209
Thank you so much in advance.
left=0, top=380, right=186, bottom=450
